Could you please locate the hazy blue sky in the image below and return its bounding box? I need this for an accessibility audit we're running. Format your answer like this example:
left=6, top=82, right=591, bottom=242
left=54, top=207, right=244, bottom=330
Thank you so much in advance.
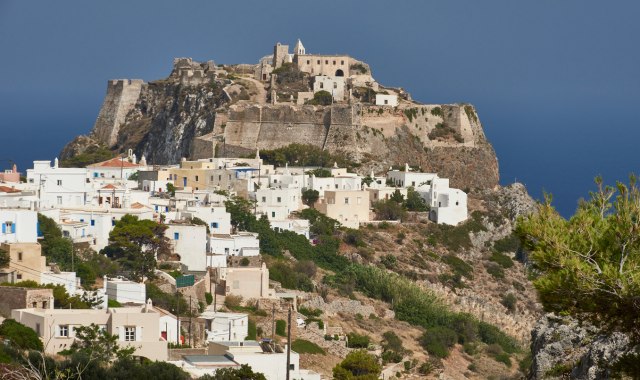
left=1, top=1, right=638, bottom=216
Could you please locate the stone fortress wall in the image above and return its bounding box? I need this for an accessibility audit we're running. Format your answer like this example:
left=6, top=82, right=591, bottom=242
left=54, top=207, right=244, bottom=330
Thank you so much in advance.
left=92, top=79, right=144, bottom=147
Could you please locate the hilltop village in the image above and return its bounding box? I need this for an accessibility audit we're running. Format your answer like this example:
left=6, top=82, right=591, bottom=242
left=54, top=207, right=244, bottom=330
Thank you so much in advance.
left=0, top=41, right=537, bottom=380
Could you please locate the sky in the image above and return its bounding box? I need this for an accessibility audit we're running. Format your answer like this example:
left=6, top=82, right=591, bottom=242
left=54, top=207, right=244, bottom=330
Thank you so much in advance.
left=1, top=0, right=639, bottom=217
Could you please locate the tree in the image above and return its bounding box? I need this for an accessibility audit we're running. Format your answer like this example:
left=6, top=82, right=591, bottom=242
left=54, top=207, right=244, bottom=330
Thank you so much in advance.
left=101, top=215, right=170, bottom=281
left=301, top=189, right=319, bottom=208
left=166, top=183, right=176, bottom=196
left=0, top=247, right=8, bottom=267
left=516, top=175, right=640, bottom=338
left=373, top=199, right=407, bottom=221
left=198, top=364, right=266, bottom=380
left=333, top=350, right=381, bottom=380
left=38, top=213, right=73, bottom=269
left=405, top=188, right=428, bottom=211
left=308, top=90, right=333, bottom=106
left=390, top=189, right=405, bottom=204
left=0, top=319, right=43, bottom=351
left=61, top=323, right=135, bottom=364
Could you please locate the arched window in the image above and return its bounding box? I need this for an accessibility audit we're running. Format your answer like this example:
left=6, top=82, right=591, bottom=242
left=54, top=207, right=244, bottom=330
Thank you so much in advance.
left=335, top=69, right=344, bottom=77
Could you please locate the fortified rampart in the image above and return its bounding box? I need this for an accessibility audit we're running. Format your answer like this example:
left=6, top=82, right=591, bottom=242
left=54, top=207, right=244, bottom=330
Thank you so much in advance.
left=91, top=79, right=144, bottom=147
left=220, top=104, right=361, bottom=155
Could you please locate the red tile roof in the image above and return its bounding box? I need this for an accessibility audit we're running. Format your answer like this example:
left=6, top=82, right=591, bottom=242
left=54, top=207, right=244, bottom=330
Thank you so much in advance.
left=89, top=157, right=140, bottom=168
left=0, top=186, right=20, bottom=193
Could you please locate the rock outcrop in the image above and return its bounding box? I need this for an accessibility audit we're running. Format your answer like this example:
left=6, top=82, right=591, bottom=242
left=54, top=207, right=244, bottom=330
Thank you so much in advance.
left=61, top=57, right=500, bottom=190
left=529, top=314, right=639, bottom=379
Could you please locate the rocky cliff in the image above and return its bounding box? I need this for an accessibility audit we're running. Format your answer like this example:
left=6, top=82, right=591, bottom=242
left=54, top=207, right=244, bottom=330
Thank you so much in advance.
left=529, top=314, right=639, bottom=379
left=61, top=58, right=499, bottom=190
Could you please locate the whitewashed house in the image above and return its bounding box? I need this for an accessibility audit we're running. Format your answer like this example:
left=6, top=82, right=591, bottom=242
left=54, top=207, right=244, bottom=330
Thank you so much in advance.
left=165, top=224, right=208, bottom=272
left=200, top=311, right=249, bottom=342
left=210, top=232, right=260, bottom=257
left=26, top=159, right=91, bottom=209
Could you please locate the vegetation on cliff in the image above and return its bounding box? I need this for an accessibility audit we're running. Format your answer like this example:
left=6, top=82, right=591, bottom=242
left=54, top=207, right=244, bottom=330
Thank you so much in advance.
left=518, top=175, right=640, bottom=377
left=517, top=176, right=640, bottom=338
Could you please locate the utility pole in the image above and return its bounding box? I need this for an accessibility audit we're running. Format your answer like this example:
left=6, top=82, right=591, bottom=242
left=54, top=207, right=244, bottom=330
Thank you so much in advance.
left=271, top=304, right=275, bottom=339
left=286, top=306, right=292, bottom=380
left=189, top=295, right=192, bottom=347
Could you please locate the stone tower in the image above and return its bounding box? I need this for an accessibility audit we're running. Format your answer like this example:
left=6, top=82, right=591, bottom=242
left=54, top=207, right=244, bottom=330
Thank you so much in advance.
left=273, top=42, right=289, bottom=69
left=294, top=39, right=305, bottom=56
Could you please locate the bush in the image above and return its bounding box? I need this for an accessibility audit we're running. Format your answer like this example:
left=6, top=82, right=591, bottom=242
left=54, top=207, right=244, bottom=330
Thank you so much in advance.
left=276, top=319, right=287, bottom=336
left=292, top=339, right=325, bottom=355
left=224, top=294, right=243, bottom=310
left=501, top=293, right=517, bottom=313
left=485, top=262, right=505, bottom=279
left=307, top=90, right=332, bottom=106
left=419, top=326, right=457, bottom=358
left=442, top=255, right=474, bottom=279
left=380, top=254, right=397, bottom=269
left=0, top=319, right=43, bottom=351
left=205, top=292, right=213, bottom=305
left=381, top=349, right=403, bottom=364
left=478, top=322, right=519, bottom=354
left=298, top=307, right=322, bottom=318
left=347, top=332, right=370, bottom=348
left=240, top=257, right=250, bottom=266
left=493, top=233, right=520, bottom=253
left=489, top=251, right=514, bottom=269
left=373, top=199, right=407, bottom=221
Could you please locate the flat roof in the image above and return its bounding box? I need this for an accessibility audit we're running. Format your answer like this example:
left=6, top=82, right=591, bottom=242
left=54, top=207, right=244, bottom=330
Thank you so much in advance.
left=184, top=355, right=237, bottom=365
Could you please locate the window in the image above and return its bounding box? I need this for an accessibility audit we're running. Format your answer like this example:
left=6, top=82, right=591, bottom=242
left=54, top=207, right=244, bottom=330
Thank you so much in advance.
left=261, top=196, right=266, bottom=202
left=271, top=212, right=275, bottom=218
left=319, top=82, right=323, bottom=89
left=57, top=196, right=62, bottom=205
left=18, top=252, right=22, bottom=261
left=344, top=197, right=350, bottom=205
left=325, top=60, right=328, bottom=64
left=3, top=222, right=14, bottom=234
left=412, top=181, right=416, bottom=187
left=384, top=99, right=388, bottom=105
left=341, top=60, right=345, bottom=65
left=174, top=232, right=180, bottom=240
left=456, top=201, right=459, bottom=206
left=333, top=60, right=336, bottom=65
left=334, top=82, right=337, bottom=89
left=224, top=248, right=229, bottom=254
left=16, top=274, right=22, bottom=280
left=195, top=175, right=199, bottom=181
left=277, top=197, right=281, bottom=203
left=59, top=325, right=69, bottom=337
left=210, top=176, right=214, bottom=181
left=124, top=326, right=135, bottom=342
left=306, top=60, right=310, bottom=64
left=57, top=180, right=62, bottom=186
left=35, top=323, right=40, bottom=335
left=211, top=222, right=218, bottom=229
left=357, top=197, right=362, bottom=205
left=316, top=60, right=320, bottom=64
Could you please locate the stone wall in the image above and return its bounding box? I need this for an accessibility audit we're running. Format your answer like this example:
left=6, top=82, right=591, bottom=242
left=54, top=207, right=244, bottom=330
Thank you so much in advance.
left=92, top=79, right=144, bottom=147
left=0, top=286, right=54, bottom=317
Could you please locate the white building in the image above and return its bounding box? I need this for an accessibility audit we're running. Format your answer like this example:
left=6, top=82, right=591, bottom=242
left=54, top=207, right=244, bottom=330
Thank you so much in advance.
left=40, top=268, right=79, bottom=295
left=26, top=160, right=91, bottom=209
left=307, top=173, right=362, bottom=197
left=87, top=155, right=147, bottom=180
left=179, top=205, right=232, bottom=235
left=210, top=232, right=260, bottom=257
left=165, top=224, right=208, bottom=272
left=12, top=300, right=168, bottom=361
left=105, top=277, right=146, bottom=305
left=270, top=218, right=310, bottom=239
left=0, top=209, right=38, bottom=243
left=200, top=311, right=249, bottom=342
left=252, top=187, right=302, bottom=221
left=386, top=166, right=438, bottom=189
left=375, top=94, right=398, bottom=106
left=155, top=306, right=181, bottom=344
left=313, top=75, right=345, bottom=101
left=179, top=340, right=320, bottom=380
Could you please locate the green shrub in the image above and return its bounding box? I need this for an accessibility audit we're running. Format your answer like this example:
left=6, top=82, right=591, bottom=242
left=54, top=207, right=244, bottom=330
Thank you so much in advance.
left=205, top=292, right=213, bottom=305
left=276, top=320, right=287, bottom=336
left=485, top=262, right=505, bottom=279
left=381, top=349, right=403, bottom=364
left=500, top=293, right=517, bottom=313
left=493, top=232, right=520, bottom=253
left=442, top=255, right=474, bottom=279
left=108, top=299, right=122, bottom=307
left=430, top=107, right=443, bottom=117
left=0, top=319, right=43, bottom=351
left=478, top=322, right=519, bottom=354
left=489, top=251, right=514, bottom=269
left=347, top=332, right=370, bottom=348
left=298, top=307, right=322, bottom=318
left=419, top=326, right=457, bottom=358
left=308, top=90, right=333, bottom=106
left=380, top=254, right=397, bottom=269
left=292, top=339, right=325, bottom=355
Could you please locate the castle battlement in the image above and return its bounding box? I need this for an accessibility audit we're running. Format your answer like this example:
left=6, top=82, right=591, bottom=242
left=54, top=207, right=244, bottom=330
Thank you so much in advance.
left=108, top=79, right=144, bottom=90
